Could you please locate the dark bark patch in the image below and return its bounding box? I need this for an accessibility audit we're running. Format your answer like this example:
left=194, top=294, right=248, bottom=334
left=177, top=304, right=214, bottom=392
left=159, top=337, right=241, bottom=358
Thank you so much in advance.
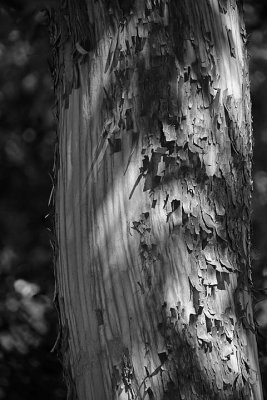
left=95, top=309, right=104, bottom=326
left=143, top=174, right=161, bottom=192
left=205, top=315, right=212, bottom=333
left=125, top=108, right=134, bottom=130
left=171, top=199, right=180, bottom=212
left=158, top=351, right=168, bottom=364
left=108, top=138, right=122, bottom=153
left=147, top=387, right=155, bottom=399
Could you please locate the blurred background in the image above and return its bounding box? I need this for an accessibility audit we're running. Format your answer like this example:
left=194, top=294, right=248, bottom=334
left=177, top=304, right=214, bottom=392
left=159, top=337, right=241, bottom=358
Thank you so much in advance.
left=0, top=1, right=266, bottom=399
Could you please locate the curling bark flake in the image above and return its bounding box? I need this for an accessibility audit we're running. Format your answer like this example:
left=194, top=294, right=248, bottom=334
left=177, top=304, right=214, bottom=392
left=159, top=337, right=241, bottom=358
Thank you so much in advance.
left=51, top=0, right=263, bottom=399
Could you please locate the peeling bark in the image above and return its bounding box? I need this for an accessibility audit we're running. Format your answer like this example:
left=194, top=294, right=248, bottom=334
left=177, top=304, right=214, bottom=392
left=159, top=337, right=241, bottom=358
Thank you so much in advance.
left=51, top=0, right=263, bottom=399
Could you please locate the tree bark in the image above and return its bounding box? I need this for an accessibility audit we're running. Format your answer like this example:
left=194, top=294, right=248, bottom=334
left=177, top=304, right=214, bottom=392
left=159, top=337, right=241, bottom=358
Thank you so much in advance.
left=51, top=0, right=263, bottom=399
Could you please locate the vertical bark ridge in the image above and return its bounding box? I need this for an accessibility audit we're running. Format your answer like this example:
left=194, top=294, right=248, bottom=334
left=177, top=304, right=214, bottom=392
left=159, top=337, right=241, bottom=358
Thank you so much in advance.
left=52, top=0, right=263, bottom=399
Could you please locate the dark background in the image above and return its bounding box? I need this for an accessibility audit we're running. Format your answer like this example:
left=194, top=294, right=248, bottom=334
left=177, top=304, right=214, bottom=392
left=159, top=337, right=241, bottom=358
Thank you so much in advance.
left=0, top=1, right=266, bottom=399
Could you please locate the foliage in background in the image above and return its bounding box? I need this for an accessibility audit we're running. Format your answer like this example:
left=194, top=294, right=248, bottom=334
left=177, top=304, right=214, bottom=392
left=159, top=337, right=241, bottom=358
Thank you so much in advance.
left=0, top=0, right=266, bottom=399
left=0, top=1, right=65, bottom=399
left=244, top=1, right=267, bottom=393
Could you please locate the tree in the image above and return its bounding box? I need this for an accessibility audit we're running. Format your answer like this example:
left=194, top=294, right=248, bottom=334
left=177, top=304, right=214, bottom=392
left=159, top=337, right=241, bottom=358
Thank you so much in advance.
left=50, top=0, right=264, bottom=398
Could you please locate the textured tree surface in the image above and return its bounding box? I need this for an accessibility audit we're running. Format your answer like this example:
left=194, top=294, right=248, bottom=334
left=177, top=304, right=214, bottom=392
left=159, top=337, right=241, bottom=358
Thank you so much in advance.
left=51, top=0, right=263, bottom=399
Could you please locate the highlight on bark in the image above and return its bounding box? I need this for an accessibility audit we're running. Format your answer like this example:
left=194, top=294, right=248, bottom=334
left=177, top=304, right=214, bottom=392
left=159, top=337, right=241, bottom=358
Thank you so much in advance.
left=49, top=0, right=264, bottom=399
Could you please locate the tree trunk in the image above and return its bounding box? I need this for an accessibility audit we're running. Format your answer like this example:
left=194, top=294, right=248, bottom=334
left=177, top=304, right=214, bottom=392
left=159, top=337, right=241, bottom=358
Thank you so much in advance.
left=51, top=0, right=263, bottom=398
